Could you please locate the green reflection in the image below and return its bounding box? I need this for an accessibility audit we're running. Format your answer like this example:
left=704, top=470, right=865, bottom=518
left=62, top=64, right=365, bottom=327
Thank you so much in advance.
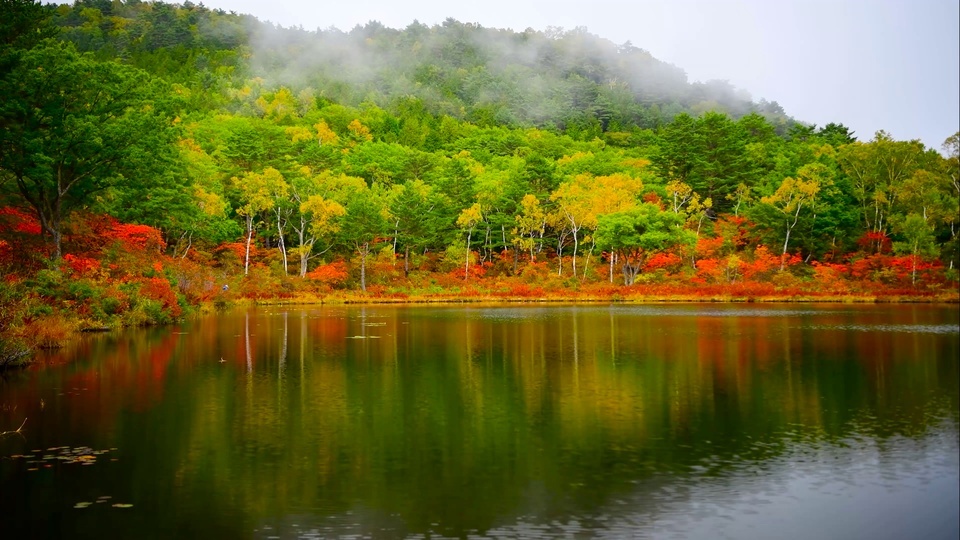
left=0, top=304, right=957, bottom=538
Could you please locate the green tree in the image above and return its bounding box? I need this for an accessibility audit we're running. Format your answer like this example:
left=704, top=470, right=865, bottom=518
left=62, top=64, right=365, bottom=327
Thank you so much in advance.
left=0, top=40, right=180, bottom=260
left=388, top=179, right=445, bottom=276
left=892, top=213, right=938, bottom=285
left=339, top=184, right=389, bottom=292
left=594, top=203, right=690, bottom=285
left=653, top=112, right=751, bottom=211
left=0, top=0, right=57, bottom=69
left=838, top=131, right=926, bottom=240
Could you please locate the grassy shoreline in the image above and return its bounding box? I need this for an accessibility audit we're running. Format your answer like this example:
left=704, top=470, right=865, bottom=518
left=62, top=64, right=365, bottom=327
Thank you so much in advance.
left=241, top=290, right=960, bottom=306
left=2, top=282, right=956, bottom=369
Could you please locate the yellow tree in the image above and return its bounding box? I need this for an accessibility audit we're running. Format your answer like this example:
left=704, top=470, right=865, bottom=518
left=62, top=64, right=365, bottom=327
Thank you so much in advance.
left=314, top=120, right=340, bottom=147
left=760, top=163, right=825, bottom=270
left=232, top=167, right=288, bottom=275
left=290, top=169, right=363, bottom=277
left=255, top=86, right=297, bottom=121
left=457, top=203, right=484, bottom=279
left=297, top=196, right=345, bottom=277
left=550, top=173, right=642, bottom=278
left=665, top=179, right=694, bottom=214
left=513, top=194, right=546, bottom=262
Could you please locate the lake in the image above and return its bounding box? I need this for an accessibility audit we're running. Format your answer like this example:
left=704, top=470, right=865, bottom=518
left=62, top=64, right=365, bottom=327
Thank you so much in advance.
left=1, top=303, right=958, bottom=539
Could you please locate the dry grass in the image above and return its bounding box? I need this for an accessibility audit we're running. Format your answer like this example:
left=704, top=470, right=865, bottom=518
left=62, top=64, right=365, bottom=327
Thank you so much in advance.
left=23, top=315, right=77, bottom=349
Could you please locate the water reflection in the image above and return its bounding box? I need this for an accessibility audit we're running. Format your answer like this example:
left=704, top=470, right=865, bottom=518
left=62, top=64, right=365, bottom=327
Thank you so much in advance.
left=0, top=304, right=957, bottom=539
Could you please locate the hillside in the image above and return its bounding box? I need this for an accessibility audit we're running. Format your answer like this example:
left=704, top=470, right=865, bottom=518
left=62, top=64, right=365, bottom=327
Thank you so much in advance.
left=46, top=0, right=791, bottom=133
left=0, top=0, right=957, bottom=361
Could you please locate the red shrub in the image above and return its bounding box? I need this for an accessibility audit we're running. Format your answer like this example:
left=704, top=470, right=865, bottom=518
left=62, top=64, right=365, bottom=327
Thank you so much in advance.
left=857, top=231, right=892, bottom=254
left=644, top=252, right=683, bottom=272
left=110, top=223, right=166, bottom=252
left=642, top=192, right=663, bottom=207
left=63, top=253, right=101, bottom=276
left=139, top=277, right=182, bottom=318
left=0, top=206, right=42, bottom=235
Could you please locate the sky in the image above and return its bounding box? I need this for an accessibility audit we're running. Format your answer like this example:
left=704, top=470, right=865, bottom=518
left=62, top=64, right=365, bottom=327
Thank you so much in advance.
left=197, top=0, right=958, bottom=150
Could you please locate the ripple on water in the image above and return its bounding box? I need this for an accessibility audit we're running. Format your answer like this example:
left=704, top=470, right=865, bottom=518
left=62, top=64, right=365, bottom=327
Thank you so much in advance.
left=803, top=323, right=960, bottom=334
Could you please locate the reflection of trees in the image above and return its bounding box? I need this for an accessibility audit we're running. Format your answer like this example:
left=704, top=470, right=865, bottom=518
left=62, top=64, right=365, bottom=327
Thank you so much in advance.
left=1, top=306, right=956, bottom=537
left=165, top=306, right=958, bottom=534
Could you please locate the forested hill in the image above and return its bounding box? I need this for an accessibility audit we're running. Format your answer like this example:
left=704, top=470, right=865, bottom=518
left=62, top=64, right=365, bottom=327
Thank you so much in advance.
left=0, top=0, right=958, bottom=347
left=45, top=0, right=791, bottom=133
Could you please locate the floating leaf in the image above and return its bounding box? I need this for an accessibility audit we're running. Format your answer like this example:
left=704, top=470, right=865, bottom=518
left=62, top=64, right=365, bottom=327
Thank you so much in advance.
left=74, top=502, right=92, bottom=509
left=111, top=503, right=133, bottom=508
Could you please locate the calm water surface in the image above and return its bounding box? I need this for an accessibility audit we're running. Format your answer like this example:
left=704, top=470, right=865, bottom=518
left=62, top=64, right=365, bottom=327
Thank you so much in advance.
left=1, top=303, right=958, bottom=539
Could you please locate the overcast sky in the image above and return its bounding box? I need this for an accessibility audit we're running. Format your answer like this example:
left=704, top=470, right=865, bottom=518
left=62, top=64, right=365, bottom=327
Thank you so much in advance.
left=195, top=0, right=958, bottom=150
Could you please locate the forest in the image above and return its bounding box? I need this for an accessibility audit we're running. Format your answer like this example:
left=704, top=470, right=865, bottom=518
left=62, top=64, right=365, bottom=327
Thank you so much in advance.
left=0, top=0, right=958, bottom=363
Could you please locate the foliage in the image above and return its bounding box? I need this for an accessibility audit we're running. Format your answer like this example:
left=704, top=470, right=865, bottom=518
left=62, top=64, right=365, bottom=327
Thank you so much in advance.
left=0, top=1, right=956, bottom=353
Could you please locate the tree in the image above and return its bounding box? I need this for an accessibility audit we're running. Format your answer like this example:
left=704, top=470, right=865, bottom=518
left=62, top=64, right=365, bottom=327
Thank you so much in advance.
left=289, top=170, right=357, bottom=277
left=389, top=179, right=445, bottom=276
left=339, top=184, right=388, bottom=292
left=594, top=203, right=690, bottom=285
left=0, top=1, right=57, bottom=65
left=0, top=40, right=180, bottom=260
left=892, top=213, right=937, bottom=285
left=838, top=131, right=926, bottom=240
left=297, top=195, right=345, bottom=277
left=941, top=132, right=960, bottom=268
left=758, top=163, right=826, bottom=269
left=550, top=172, right=642, bottom=278
left=231, top=167, right=288, bottom=275
left=456, top=202, right=483, bottom=280
left=653, top=112, right=751, bottom=211
left=513, top=194, right=546, bottom=262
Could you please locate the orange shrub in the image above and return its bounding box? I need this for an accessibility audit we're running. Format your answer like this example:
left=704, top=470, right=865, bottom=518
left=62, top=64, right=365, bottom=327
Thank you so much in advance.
left=694, top=257, right=723, bottom=283
left=306, top=261, right=349, bottom=286
left=742, top=245, right=780, bottom=280
left=811, top=261, right=851, bottom=292
left=695, top=235, right=725, bottom=259
left=502, top=282, right=545, bottom=298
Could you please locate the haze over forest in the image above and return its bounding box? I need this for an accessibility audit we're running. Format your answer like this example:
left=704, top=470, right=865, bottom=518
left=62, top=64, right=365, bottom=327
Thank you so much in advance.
left=193, top=0, right=960, bottom=152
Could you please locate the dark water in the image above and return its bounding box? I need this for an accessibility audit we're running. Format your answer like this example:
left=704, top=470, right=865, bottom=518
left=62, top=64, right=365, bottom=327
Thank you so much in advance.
left=1, top=304, right=958, bottom=539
